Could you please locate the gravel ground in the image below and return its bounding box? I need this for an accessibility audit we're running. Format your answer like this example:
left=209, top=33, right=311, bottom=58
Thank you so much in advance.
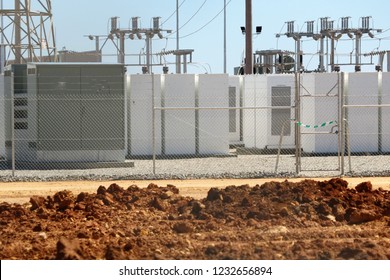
left=1, top=154, right=390, bottom=182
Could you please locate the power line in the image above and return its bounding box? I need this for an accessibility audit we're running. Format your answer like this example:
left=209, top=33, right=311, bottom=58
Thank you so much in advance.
left=379, top=27, right=390, bottom=34
left=178, top=0, right=208, bottom=31
left=181, top=0, right=233, bottom=39
left=161, top=0, right=187, bottom=26
left=166, top=0, right=209, bottom=39
left=169, top=0, right=233, bottom=40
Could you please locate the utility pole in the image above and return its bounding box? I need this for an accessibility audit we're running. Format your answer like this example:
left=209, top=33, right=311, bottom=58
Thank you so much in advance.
left=245, top=0, right=252, bottom=74
left=223, top=0, right=227, bottom=73
left=176, top=0, right=180, bottom=73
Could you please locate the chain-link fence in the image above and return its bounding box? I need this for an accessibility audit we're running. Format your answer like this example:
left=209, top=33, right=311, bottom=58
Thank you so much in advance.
left=1, top=65, right=390, bottom=181
left=341, top=72, right=390, bottom=175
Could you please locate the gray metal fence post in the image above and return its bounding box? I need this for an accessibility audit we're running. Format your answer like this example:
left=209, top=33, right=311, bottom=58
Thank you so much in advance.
left=339, top=72, right=344, bottom=176
left=340, top=72, right=347, bottom=175
left=295, top=72, right=301, bottom=175
left=152, top=73, right=156, bottom=175
left=378, top=71, right=383, bottom=153
left=11, top=71, right=15, bottom=176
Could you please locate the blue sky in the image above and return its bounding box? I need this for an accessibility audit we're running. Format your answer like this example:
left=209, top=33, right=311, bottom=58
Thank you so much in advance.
left=40, top=0, right=390, bottom=74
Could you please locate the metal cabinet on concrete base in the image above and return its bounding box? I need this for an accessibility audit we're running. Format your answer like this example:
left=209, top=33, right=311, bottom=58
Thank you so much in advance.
left=22, top=63, right=126, bottom=163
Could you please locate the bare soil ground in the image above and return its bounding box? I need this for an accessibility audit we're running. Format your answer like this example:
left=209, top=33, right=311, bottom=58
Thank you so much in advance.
left=0, top=177, right=390, bottom=260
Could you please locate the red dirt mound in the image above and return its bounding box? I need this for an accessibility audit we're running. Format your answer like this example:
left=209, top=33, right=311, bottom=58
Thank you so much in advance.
left=0, top=178, right=390, bottom=260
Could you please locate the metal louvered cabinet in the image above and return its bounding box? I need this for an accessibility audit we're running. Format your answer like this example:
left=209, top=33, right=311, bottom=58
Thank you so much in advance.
left=27, top=63, right=126, bottom=162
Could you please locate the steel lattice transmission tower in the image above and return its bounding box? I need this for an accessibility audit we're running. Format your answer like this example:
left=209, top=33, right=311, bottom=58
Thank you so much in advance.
left=0, top=0, right=57, bottom=70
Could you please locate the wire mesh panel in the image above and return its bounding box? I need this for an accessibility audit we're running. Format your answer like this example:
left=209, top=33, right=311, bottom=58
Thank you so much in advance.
left=381, top=72, right=390, bottom=153
left=32, top=64, right=126, bottom=161
left=346, top=73, right=379, bottom=154
left=198, top=74, right=229, bottom=155
left=2, top=70, right=390, bottom=180
left=242, top=75, right=268, bottom=149
left=1, top=63, right=131, bottom=178
left=298, top=72, right=342, bottom=175
left=151, top=74, right=297, bottom=177
left=128, top=74, right=162, bottom=157
left=343, top=72, right=390, bottom=175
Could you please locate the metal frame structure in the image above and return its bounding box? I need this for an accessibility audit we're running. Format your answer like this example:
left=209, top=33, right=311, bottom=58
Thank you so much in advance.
left=0, top=0, right=56, bottom=71
left=95, top=16, right=173, bottom=73
left=253, top=49, right=295, bottom=74
left=276, top=16, right=383, bottom=73
left=87, top=16, right=197, bottom=74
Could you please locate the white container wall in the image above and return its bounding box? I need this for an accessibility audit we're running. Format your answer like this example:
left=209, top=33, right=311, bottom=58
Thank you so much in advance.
left=243, top=74, right=296, bottom=150
left=300, top=73, right=315, bottom=153
left=128, top=74, right=162, bottom=156
left=198, top=74, right=229, bottom=155
left=381, top=72, right=390, bottom=152
left=346, top=72, right=378, bottom=153
left=242, top=75, right=268, bottom=148
left=301, top=73, right=339, bottom=153
left=127, top=74, right=231, bottom=157
left=228, top=75, right=242, bottom=144
left=163, top=74, right=196, bottom=155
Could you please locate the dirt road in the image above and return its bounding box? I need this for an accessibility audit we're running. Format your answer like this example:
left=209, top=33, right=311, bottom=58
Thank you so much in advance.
left=1, top=177, right=390, bottom=204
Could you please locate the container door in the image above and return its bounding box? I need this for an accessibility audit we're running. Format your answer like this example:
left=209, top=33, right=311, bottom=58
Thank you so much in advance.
left=37, top=66, right=81, bottom=151
left=80, top=66, right=125, bottom=150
